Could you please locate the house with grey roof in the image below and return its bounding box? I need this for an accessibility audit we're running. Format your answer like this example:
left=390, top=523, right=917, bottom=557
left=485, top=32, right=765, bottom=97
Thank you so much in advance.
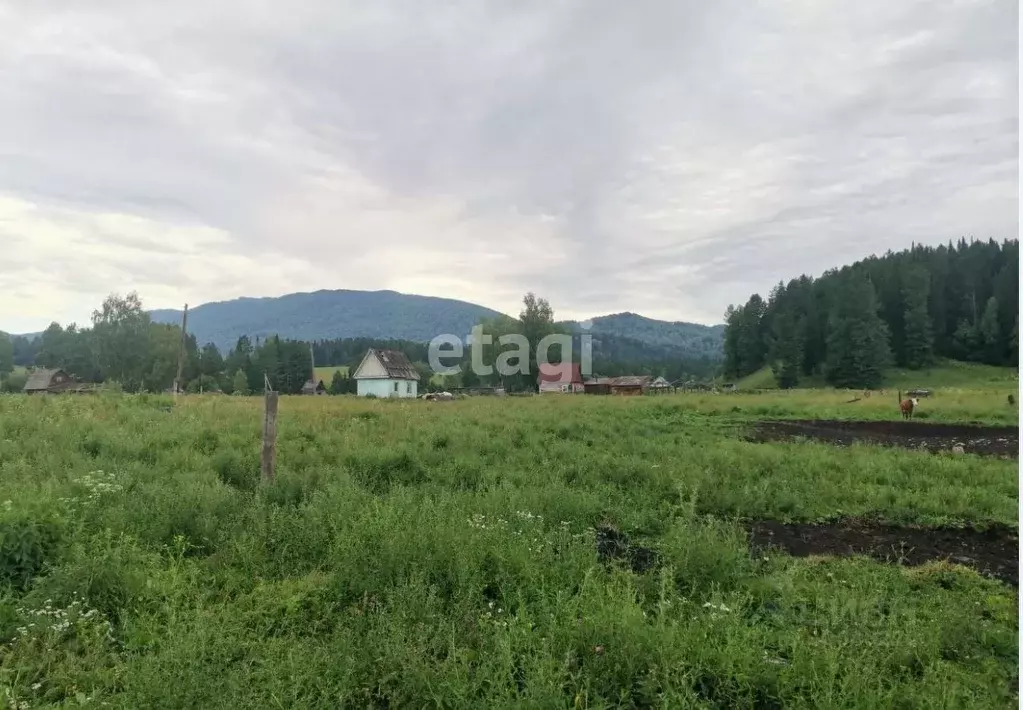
left=352, top=349, right=421, bottom=398
left=23, top=368, right=78, bottom=394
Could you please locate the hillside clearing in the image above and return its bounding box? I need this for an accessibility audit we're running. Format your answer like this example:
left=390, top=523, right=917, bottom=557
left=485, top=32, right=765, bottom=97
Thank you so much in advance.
left=313, top=365, right=349, bottom=383
left=736, top=359, right=1018, bottom=391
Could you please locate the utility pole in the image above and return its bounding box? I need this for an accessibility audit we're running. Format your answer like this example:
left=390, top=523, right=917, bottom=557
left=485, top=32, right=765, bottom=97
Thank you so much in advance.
left=173, top=304, right=188, bottom=399
left=261, top=374, right=278, bottom=484
left=309, top=342, right=316, bottom=384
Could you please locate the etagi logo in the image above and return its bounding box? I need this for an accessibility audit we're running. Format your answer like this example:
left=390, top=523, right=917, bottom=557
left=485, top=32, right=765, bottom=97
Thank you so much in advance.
left=428, top=320, right=593, bottom=377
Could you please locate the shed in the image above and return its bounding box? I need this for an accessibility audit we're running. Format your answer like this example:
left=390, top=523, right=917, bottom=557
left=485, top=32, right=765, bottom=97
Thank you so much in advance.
left=537, top=362, right=584, bottom=393
left=23, top=368, right=77, bottom=394
left=648, top=376, right=673, bottom=392
left=609, top=375, right=652, bottom=395
left=352, top=348, right=421, bottom=398
left=301, top=378, right=327, bottom=395
left=583, top=377, right=614, bottom=395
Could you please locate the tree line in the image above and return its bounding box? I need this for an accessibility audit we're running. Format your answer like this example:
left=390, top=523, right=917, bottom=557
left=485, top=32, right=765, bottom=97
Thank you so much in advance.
left=723, top=238, right=1019, bottom=389
left=2, top=290, right=721, bottom=395
left=0, top=295, right=435, bottom=395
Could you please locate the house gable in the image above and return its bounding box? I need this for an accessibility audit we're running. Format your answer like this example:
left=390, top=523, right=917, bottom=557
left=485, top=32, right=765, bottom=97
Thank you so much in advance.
left=352, top=350, right=389, bottom=379
left=352, top=348, right=421, bottom=381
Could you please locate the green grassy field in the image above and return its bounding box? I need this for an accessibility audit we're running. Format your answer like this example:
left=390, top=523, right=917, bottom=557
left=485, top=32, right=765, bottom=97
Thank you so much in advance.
left=313, top=365, right=349, bottom=384
left=0, top=389, right=1016, bottom=707
left=736, top=359, right=1018, bottom=392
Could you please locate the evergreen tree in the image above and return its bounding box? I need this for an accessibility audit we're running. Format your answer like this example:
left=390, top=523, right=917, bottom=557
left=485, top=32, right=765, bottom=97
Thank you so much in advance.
left=952, top=319, right=981, bottom=362
left=979, top=296, right=1001, bottom=364
left=225, top=336, right=252, bottom=376
left=737, top=294, right=767, bottom=376
left=722, top=305, right=741, bottom=378
left=329, top=369, right=347, bottom=395
left=0, top=334, right=12, bottom=377
left=767, top=310, right=803, bottom=389
left=1011, top=316, right=1019, bottom=364
left=722, top=296, right=767, bottom=379
left=901, top=264, right=934, bottom=369
left=824, top=275, right=892, bottom=389
left=199, top=343, right=224, bottom=378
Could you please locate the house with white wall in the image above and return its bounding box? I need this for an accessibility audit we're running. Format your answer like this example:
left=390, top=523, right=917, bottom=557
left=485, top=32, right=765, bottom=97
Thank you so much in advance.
left=537, top=362, right=584, bottom=393
left=352, top=348, right=421, bottom=398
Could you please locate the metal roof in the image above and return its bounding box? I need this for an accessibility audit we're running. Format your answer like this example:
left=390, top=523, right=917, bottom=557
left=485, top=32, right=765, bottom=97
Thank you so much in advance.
left=371, top=349, right=421, bottom=380
left=609, top=375, right=652, bottom=387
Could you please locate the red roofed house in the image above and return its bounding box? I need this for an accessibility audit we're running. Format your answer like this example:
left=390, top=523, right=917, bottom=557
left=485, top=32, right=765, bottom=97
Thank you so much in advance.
left=537, top=362, right=584, bottom=393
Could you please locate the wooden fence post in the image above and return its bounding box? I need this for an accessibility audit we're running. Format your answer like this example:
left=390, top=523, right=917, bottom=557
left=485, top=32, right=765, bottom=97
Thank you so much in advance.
left=261, top=388, right=279, bottom=484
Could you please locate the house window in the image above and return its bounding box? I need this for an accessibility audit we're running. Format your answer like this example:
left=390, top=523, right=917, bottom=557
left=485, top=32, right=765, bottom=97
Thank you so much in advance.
left=394, top=382, right=399, bottom=393
left=406, top=382, right=411, bottom=394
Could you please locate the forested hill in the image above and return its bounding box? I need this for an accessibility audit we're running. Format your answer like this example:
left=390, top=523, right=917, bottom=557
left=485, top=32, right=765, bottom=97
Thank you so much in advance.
left=724, top=238, right=1019, bottom=389
left=562, top=313, right=724, bottom=359
left=149, top=290, right=504, bottom=352
left=148, top=290, right=726, bottom=360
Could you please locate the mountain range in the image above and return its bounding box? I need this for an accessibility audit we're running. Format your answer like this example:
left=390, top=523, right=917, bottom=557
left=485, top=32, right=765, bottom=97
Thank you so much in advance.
left=147, top=289, right=724, bottom=359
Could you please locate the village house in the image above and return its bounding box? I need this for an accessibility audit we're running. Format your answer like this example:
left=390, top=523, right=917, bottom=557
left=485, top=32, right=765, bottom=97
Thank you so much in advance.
left=537, top=362, right=584, bottom=393
left=609, top=375, right=652, bottom=396
left=300, top=378, right=327, bottom=395
left=352, top=348, right=420, bottom=398
left=301, top=343, right=327, bottom=395
left=22, top=368, right=84, bottom=394
left=583, top=377, right=614, bottom=395
left=647, top=376, right=673, bottom=393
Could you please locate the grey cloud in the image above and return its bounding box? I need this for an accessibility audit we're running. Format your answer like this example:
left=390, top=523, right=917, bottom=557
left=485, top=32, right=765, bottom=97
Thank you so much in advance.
left=0, top=0, right=1016, bottom=330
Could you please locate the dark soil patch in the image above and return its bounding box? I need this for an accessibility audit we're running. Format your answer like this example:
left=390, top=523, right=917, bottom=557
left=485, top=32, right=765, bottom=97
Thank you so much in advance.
left=746, top=419, right=1018, bottom=458
left=748, top=518, right=1018, bottom=586
left=595, top=524, right=659, bottom=573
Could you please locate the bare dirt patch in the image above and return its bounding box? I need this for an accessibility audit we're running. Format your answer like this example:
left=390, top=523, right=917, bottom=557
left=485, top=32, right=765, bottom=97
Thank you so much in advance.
left=746, top=419, right=1018, bottom=458
left=748, top=518, right=1018, bottom=586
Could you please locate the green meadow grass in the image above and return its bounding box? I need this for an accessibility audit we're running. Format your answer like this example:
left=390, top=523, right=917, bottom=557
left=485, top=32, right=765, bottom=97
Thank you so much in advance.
left=313, top=365, right=349, bottom=383
left=0, top=391, right=1016, bottom=707
left=737, top=359, right=1018, bottom=392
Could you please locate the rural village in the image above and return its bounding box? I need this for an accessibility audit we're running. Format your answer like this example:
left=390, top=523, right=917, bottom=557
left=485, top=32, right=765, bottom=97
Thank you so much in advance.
left=0, top=2, right=1018, bottom=706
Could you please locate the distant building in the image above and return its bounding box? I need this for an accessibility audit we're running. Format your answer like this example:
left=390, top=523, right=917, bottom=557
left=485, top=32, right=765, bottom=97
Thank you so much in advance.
left=352, top=349, right=420, bottom=398
left=23, top=368, right=71, bottom=394
left=648, top=376, right=672, bottom=390
left=609, top=375, right=652, bottom=396
left=301, top=378, right=327, bottom=395
left=537, top=362, right=584, bottom=393
left=583, top=377, right=614, bottom=395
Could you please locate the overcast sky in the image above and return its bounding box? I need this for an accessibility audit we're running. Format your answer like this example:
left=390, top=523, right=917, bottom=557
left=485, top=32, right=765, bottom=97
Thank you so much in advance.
left=0, top=0, right=1017, bottom=333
